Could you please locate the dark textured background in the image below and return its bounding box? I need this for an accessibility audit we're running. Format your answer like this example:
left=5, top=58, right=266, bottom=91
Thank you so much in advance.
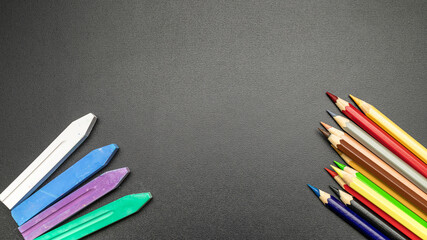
left=1, top=1, right=426, bottom=239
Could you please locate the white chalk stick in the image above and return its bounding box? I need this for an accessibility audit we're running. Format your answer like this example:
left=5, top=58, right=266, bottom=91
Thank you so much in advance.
left=0, top=113, right=97, bottom=209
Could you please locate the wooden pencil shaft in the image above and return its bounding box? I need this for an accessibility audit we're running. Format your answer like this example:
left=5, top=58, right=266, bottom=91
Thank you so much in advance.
left=344, top=185, right=420, bottom=240
left=338, top=119, right=427, bottom=193
left=326, top=170, right=420, bottom=239
left=337, top=152, right=427, bottom=223
left=356, top=170, right=427, bottom=227
left=354, top=97, right=427, bottom=164
left=317, top=190, right=389, bottom=240
left=346, top=176, right=427, bottom=239
left=330, top=133, right=427, bottom=205
left=336, top=97, right=427, bottom=178
left=336, top=139, right=427, bottom=214
left=346, top=199, right=408, bottom=240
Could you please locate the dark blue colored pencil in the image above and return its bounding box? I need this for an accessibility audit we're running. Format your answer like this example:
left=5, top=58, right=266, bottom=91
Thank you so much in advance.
left=330, top=186, right=408, bottom=240
left=308, top=184, right=390, bottom=240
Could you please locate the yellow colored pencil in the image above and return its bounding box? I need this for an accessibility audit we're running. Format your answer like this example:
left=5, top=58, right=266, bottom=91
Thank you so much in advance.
left=336, top=169, right=427, bottom=239
left=332, top=145, right=427, bottom=222
left=350, top=95, right=427, bottom=165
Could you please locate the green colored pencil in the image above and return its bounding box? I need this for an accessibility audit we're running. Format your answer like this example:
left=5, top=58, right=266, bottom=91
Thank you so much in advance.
left=333, top=164, right=427, bottom=228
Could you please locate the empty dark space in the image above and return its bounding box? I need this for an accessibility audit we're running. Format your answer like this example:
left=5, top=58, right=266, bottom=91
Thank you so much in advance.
left=1, top=1, right=426, bottom=239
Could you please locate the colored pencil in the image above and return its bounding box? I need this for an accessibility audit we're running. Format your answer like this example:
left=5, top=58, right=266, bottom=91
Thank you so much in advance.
left=12, top=144, right=119, bottom=226
left=330, top=186, right=408, bottom=240
left=307, top=185, right=389, bottom=240
left=35, top=193, right=152, bottom=240
left=336, top=169, right=427, bottom=239
left=332, top=145, right=427, bottom=222
left=332, top=164, right=427, bottom=228
left=327, top=111, right=427, bottom=193
left=351, top=95, right=427, bottom=165
left=319, top=128, right=427, bottom=215
left=19, top=168, right=130, bottom=240
left=326, top=92, right=427, bottom=178
left=325, top=168, right=420, bottom=240
left=0, top=113, right=97, bottom=209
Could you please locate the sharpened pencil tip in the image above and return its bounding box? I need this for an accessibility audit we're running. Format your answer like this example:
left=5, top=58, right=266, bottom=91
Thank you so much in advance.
left=307, top=184, right=320, bottom=197
left=326, top=110, right=338, bottom=118
left=334, top=161, right=346, bottom=170
left=326, top=92, right=338, bottom=103
left=324, top=168, right=337, bottom=177
left=318, top=128, right=330, bottom=138
left=332, top=166, right=344, bottom=177
left=329, top=186, right=340, bottom=196
left=320, top=122, right=332, bottom=130
left=349, top=94, right=362, bottom=106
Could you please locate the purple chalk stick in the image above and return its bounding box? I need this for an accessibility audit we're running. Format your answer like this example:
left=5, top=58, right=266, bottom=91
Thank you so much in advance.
left=19, top=167, right=130, bottom=240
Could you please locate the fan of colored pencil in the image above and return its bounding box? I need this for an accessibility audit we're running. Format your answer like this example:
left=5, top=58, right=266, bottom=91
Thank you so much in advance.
left=326, top=92, right=427, bottom=178
left=318, top=125, right=427, bottom=217
left=310, top=91, right=427, bottom=240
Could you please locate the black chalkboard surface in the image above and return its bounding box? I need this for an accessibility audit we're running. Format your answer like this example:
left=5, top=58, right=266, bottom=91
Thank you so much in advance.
left=1, top=1, right=426, bottom=239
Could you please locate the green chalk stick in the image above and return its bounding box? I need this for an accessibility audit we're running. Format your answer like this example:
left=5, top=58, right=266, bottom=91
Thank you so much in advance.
left=36, top=193, right=152, bottom=240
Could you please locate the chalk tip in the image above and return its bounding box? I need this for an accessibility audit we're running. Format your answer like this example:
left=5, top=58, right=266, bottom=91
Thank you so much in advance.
left=123, top=193, right=153, bottom=212
left=102, top=143, right=120, bottom=151
left=326, top=110, right=338, bottom=118
left=132, top=192, right=153, bottom=203
left=324, top=168, right=337, bottom=177
left=101, top=167, right=130, bottom=190
left=109, top=167, right=131, bottom=175
left=77, top=113, right=97, bottom=123
left=73, top=113, right=97, bottom=137
left=326, top=92, right=338, bottom=103
left=318, top=128, right=330, bottom=138
left=307, top=184, right=320, bottom=197
left=334, top=161, right=346, bottom=170
left=329, top=186, right=340, bottom=196
left=320, top=122, right=332, bottom=130
left=86, top=112, right=97, bottom=119
left=91, top=144, right=120, bottom=166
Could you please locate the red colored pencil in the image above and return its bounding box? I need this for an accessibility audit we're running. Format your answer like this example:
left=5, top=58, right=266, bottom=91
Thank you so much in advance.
left=325, top=168, right=420, bottom=240
left=326, top=92, right=427, bottom=178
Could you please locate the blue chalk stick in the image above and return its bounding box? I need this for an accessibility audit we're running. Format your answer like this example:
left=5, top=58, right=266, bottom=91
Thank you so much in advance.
left=11, top=144, right=119, bottom=226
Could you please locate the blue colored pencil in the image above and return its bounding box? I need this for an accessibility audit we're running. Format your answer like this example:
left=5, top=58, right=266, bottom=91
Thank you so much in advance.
left=308, top=184, right=390, bottom=240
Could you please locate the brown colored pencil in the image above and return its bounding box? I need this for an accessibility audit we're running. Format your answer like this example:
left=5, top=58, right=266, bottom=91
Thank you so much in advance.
left=319, top=127, right=427, bottom=215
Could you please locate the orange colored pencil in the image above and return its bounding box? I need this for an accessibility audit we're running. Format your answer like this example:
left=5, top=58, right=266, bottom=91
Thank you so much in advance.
left=319, top=126, right=427, bottom=215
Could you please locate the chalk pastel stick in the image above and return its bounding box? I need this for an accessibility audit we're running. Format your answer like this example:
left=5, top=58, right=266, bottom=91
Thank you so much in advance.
left=0, top=113, right=97, bottom=209
left=19, top=168, right=130, bottom=240
left=36, top=192, right=152, bottom=240
left=12, top=144, right=119, bottom=226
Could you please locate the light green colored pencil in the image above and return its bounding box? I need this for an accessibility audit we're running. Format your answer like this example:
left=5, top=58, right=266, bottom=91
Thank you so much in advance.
left=335, top=168, right=427, bottom=239
left=332, top=164, right=427, bottom=228
left=328, top=110, right=427, bottom=193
